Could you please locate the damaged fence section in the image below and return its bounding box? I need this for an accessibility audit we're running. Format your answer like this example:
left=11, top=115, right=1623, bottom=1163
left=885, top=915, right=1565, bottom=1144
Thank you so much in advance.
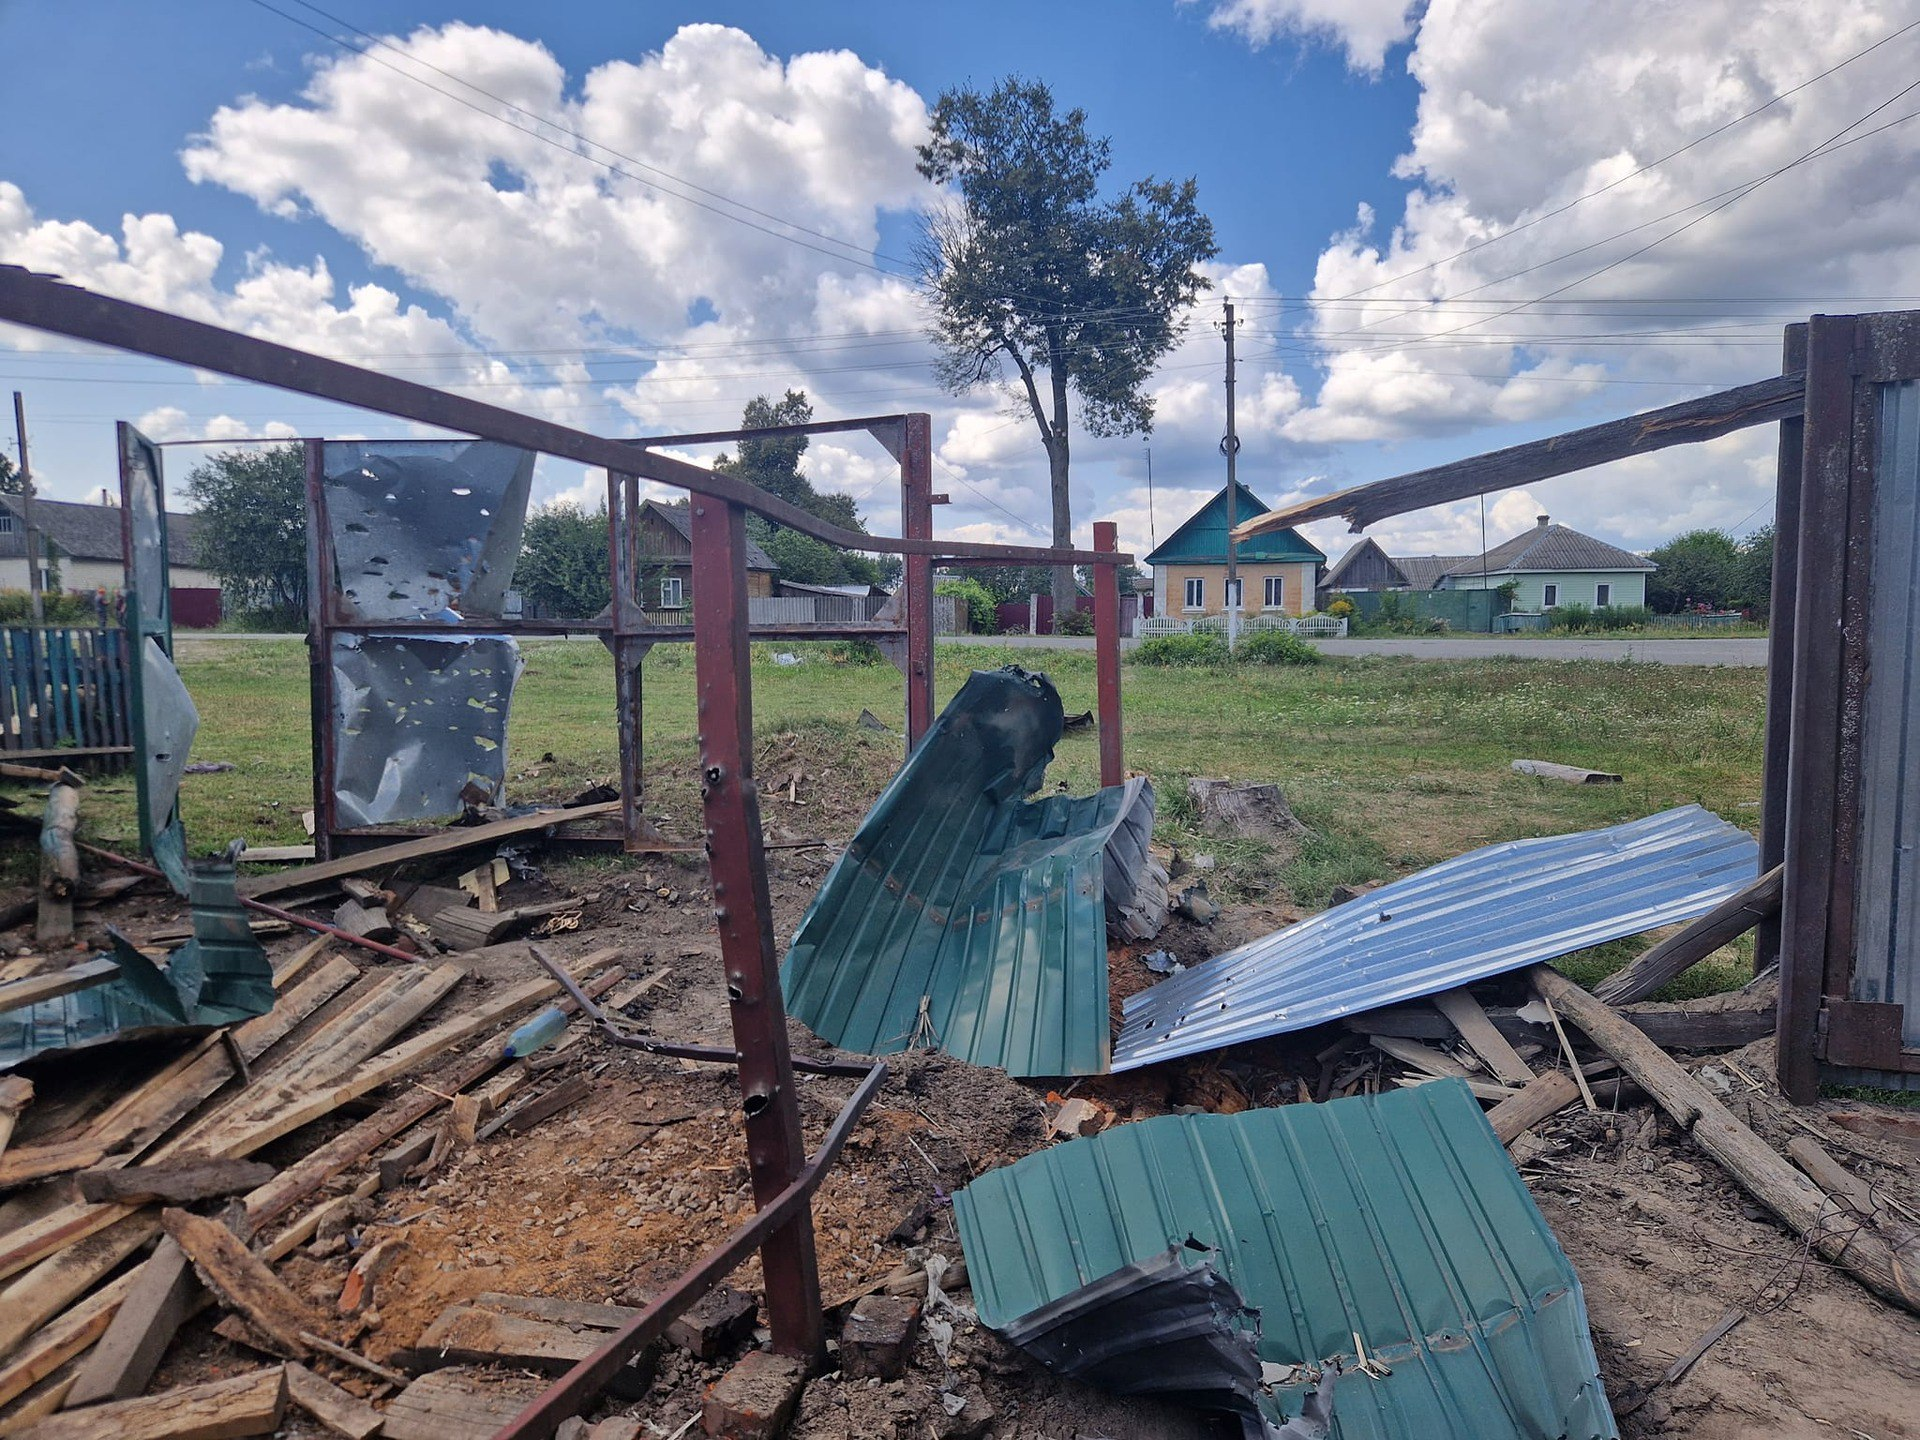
left=954, top=1080, right=1617, bottom=1440
left=1116, top=805, right=1758, bottom=1072
left=780, top=666, right=1155, bottom=1077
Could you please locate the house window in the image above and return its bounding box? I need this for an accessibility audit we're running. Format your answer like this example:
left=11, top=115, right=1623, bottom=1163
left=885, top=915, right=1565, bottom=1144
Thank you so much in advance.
left=1595, top=583, right=1612, bottom=607
left=0, top=513, right=13, bottom=534
left=659, top=576, right=685, bottom=608
left=1183, top=577, right=1204, bottom=610
left=1542, top=583, right=1560, bottom=607
left=1225, top=578, right=1243, bottom=611
left=1263, top=576, right=1285, bottom=610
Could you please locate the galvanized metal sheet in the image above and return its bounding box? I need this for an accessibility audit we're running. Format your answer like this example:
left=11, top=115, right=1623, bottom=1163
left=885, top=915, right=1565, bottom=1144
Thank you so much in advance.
left=954, top=1081, right=1617, bottom=1439
left=780, top=666, right=1152, bottom=1077
left=1116, top=805, right=1757, bottom=1073
left=331, top=632, right=522, bottom=827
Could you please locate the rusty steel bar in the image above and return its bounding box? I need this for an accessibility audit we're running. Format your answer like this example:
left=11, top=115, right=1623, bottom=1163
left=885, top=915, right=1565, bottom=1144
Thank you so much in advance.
left=627, top=415, right=911, bottom=448
left=688, top=496, right=826, bottom=1362
left=76, top=840, right=425, bottom=965
left=492, top=1059, right=887, bottom=1440
left=1093, top=520, right=1123, bottom=786
left=900, top=414, right=936, bottom=746
left=0, top=267, right=1122, bottom=566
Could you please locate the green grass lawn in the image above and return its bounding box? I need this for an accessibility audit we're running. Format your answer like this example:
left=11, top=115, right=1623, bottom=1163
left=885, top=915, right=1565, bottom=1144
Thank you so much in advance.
left=13, top=637, right=1768, bottom=997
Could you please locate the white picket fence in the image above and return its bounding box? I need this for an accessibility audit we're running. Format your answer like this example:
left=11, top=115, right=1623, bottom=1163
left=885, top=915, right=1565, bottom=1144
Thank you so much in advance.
left=1139, top=613, right=1347, bottom=640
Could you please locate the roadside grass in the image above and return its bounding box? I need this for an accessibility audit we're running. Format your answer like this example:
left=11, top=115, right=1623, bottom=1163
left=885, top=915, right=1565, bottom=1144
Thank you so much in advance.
left=12, top=638, right=1768, bottom=999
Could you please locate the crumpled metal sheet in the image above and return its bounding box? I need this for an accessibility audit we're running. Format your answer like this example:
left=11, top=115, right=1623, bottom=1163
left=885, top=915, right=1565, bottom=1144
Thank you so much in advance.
left=331, top=633, right=523, bottom=828
left=322, top=440, right=534, bottom=622
left=1116, top=805, right=1757, bottom=1073
left=0, top=853, right=273, bottom=1069
left=954, top=1082, right=1617, bottom=1440
left=140, top=635, right=199, bottom=892
left=780, top=666, right=1155, bottom=1078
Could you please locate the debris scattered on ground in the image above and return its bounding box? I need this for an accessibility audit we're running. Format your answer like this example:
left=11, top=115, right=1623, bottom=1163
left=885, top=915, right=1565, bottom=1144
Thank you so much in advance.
left=1512, top=758, right=1625, bottom=784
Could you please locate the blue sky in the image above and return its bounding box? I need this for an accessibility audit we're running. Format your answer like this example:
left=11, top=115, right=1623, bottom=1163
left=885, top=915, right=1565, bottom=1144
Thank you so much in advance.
left=4, top=0, right=1916, bottom=564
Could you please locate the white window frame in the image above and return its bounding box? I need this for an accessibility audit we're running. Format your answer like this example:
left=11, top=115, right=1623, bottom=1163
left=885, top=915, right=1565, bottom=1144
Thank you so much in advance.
left=0, top=513, right=14, bottom=535
left=1542, top=582, right=1559, bottom=607
left=659, top=575, right=686, bottom=609
left=1183, top=577, right=1204, bottom=611
left=1263, top=575, right=1285, bottom=610
left=1595, top=582, right=1611, bottom=607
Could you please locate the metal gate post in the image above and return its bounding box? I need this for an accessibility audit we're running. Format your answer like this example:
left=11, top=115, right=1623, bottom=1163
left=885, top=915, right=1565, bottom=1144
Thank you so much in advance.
left=302, top=439, right=340, bottom=861
left=608, top=472, right=650, bottom=851
left=901, top=414, right=935, bottom=747
left=1756, top=324, right=1806, bottom=983
left=1093, top=520, right=1124, bottom=786
left=687, top=497, right=826, bottom=1363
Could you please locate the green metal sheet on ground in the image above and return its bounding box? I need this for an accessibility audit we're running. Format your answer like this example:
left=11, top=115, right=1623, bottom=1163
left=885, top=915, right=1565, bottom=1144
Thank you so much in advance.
left=779, top=666, right=1153, bottom=1077
left=954, top=1081, right=1617, bottom=1440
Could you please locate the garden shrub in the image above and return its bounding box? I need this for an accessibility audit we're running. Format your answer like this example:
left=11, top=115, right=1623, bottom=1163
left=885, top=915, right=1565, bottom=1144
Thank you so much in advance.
left=1130, top=631, right=1230, bottom=667
left=1236, top=628, right=1322, bottom=666
left=1055, top=606, right=1095, bottom=636
left=934, top=577, right=997, bottom=634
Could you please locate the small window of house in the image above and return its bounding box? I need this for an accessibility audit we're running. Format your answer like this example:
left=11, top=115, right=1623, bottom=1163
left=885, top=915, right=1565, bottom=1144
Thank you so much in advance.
left=660, top=575, right=685, bottom=608
left=1263, top=576, right=1284, bottom=609
left=1542, top=583, right=1559, bottom=607
left=1595, top=583, right=1611, bottom=607
left=1184, top=577, right=1204, bottom=609
left=0, top=513, right=14, bottom=534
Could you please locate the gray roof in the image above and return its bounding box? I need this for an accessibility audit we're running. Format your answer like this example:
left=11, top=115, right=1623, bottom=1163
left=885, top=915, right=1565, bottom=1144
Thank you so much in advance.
left=1394, top=554, right=1477, bottom=589
left=1455, top=522, right=1654, bottom=577
left=642, top=499, right=778, bottom=571
left=0, top=495, right=206, bottom=568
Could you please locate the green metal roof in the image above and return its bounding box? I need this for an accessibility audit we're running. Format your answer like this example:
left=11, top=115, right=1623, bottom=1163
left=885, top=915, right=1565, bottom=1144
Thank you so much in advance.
left=953, top=1081, right=1617, bottom=1439
left=1145, top=483, right=1327, bottom=566
left=779, top=666, right=1153, bottom=1077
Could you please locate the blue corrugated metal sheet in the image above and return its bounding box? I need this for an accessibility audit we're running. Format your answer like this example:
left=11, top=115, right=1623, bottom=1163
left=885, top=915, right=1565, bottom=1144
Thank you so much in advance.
left=954, top=1082, right=1617, bottom=1439
left=1116, top=805, right=1756, bottom=1073
left=0, top=855, right=272, bottom=1069
left=780, top=666, right=1152, bottom=1077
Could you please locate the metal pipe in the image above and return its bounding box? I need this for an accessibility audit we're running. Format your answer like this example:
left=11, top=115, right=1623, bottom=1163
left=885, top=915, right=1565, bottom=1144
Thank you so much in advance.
left=76, top=840, right=424, bottom=965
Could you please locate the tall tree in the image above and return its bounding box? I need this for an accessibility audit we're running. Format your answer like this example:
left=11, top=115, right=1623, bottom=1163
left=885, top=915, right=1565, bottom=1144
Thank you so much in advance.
left=518, top=501, right=612, bottom=618
left=1735, top=524, right=1776, bottom=618
left=0, top=453, right=19, bottom=496
left=185, top=445, right=307, bottom=621
left=1646, top=528, right=1741, bottom=613
left=916, top=77, right=1217, bottom=607
left=716, top=391, right=890, bottom=587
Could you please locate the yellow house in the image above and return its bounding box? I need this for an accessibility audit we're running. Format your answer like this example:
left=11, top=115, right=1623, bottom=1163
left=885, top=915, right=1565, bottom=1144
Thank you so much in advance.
left=1146, top=482, right=1326, bottom=619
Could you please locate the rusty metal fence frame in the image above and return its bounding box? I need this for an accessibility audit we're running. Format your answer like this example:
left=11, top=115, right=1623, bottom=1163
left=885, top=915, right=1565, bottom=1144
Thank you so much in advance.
left=0, top=265, right=1131, bottom=1436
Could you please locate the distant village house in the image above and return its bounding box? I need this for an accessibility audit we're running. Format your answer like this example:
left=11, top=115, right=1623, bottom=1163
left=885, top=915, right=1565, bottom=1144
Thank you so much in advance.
left=1321, top=515, right=1655, bottom=612
left=0, top=493, right=223, bottom=626
left=1145, top=482, right=1326, bottom=619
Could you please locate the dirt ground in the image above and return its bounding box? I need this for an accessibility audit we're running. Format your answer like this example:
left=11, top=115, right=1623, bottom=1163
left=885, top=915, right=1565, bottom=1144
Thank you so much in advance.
left=9, top=723, right=1920, bottom=1438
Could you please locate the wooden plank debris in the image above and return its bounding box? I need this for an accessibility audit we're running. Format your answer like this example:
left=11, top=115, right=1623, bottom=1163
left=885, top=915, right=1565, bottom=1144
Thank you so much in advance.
left=234, top=845, right=316, bottom=865
left=10, top=1367, right=286, bottom=1440
left=1510, top=759, right=1623, bottom=784
left=159, top=1209, right=331, bottom=1358
left=479, top=1076, right=591, bottom=1140
left=1430, top=989, right=1536, bottom=1087
left=0, top=1211, right=159, bottom=1362
left=429, top=901, right=574, bottom=953
left=63, top=1239, right=203, bottom=1408
left=0, top=1078, right=32, bottom=1159
left=0, top=961, right=120, bottom=1016
left=1593, top=865, right=1784, bottom=1006
left=76, top=1160, right=274, bottom=1207
left=0, top=1270, right=138, bottom=1411
left=240, top=800, right=620, bottom=900
left=0, top=1205, right=139, bottom=1284
left=283, top=1362, right=381, bottom=1440
left=1485, top=1070, right=1584, bottom=1145
left=381, top=1368, right=543, bottom=1440
left=35, top=780, right=81, bottom=946
left=1533, top=965, right=1920, bottom=1315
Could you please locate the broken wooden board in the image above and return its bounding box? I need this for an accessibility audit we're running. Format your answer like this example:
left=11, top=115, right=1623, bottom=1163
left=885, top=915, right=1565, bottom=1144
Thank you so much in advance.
left=10, top=1367, right=286, bottom=1440
left=0, top=1077, right=30, bottom=1160
left=240, top=800, right=621, bottom=900
left=1592, top=865, right=1783, bottom=1006
left=235, top=845, right=316, bottom=865
left=1368, top=1034, right=1475, bottom=1080
left=406, top=1303, right=653, bottom=1396
left=476, top=1075, right=591, bottom=1140
left=0, top=1205, right=139, bottom=1285
left=76, top=1160, right=274, bottom=1207
left=1431, top=989, right=1536, bottom=1087
left=283, top=1362, right=381, bottom=1440
left=380, top=1367, right=546, bottom=1440
left=430, top=900, right=575, bottom=953
left=63, top=1239, right=204, bottom=1408
left=1484, top=1070, right=1586, bottom=1145
left=1511, top=759, right=1623, bottom=784
left=159, top=1209, right=332, bottom=1359
left=0, top=961, right=120, bottom=1017
left=0, top=1211, right=159, bottom=1362
left=0, top=1270, right=138, bottom=1411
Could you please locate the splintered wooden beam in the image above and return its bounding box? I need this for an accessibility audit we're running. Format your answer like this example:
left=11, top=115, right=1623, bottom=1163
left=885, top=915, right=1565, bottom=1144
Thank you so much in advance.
left=1234, top=372, right=1805, bottom=537
left=283, top=1363, right=382, bottom=1440
left=0, top=1212, right=160, bottom=1362
left=63, top=1239, right=205, bottom=1408
left=9, top=1366, right=286, bottom=1440
left=0, top=1269, right=139, bottom=1411
left=159, top=1210, right=332, bottom=1359
left=76, top=1160, right=275, bottom=1207
left=1431, top=988, right=1537, bottom=1087
left=1593, top=865, right=1783, bottom=1006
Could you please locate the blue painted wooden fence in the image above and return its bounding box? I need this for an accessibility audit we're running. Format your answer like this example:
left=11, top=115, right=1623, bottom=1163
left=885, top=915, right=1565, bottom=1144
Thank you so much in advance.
left=0, top=626, right=132, bottom=760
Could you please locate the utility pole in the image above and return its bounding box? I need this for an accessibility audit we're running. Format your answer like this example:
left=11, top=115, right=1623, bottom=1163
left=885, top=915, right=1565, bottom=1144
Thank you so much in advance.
left=12, top=392, right=43, bottom=624
left=1222, top=298, right=1239, bottom=649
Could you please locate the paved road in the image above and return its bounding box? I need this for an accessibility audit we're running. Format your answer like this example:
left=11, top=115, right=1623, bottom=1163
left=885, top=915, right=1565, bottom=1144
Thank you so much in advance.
left=182, top=631, right=1768, bottom=666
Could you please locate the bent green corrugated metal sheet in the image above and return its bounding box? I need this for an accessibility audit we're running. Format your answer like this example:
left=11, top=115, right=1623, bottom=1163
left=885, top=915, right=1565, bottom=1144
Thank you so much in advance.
left=953, top=1081, right=1617, bottom=1440
left=779, top=666, right=1150, bottom=1077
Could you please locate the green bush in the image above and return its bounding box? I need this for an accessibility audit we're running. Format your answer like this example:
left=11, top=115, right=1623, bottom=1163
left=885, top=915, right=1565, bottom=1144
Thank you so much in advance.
left=1547, top=602, right=1594, bottom=633
left=0, top=590, right=102, bottom=625
left=1594, top=604, right=1652, bottom=630
left=1236, top=628, right=1322, bottom=666
left=822, top=638, right=886, bottom=666
left=934, top=577, right=997, bottom=634
left=1130, top=631, right=1231, bottom=667
left=1055, top=606, right=1095, bottom=636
